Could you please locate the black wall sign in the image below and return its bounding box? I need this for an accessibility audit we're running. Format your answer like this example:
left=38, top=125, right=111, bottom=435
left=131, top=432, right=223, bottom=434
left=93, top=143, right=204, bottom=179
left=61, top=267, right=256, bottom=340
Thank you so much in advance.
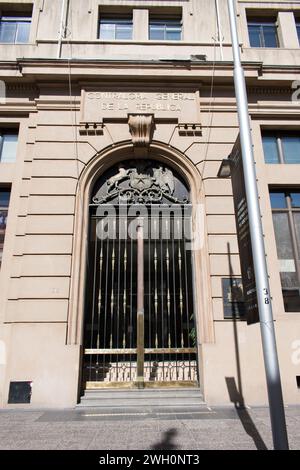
left=229, top=136, right=259, bottom=325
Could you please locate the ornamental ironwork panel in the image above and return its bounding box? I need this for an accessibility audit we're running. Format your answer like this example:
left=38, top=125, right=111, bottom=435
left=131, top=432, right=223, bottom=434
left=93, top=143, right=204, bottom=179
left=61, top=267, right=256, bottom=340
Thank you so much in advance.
left=92, top=160, right=190, bottom=205
left=83, top=161, right=198, bottom=387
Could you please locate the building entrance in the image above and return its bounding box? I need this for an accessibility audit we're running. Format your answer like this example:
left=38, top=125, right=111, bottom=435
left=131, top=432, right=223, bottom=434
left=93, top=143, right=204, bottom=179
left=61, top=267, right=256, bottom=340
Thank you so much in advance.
left=82, top=160, right=198, bottom=389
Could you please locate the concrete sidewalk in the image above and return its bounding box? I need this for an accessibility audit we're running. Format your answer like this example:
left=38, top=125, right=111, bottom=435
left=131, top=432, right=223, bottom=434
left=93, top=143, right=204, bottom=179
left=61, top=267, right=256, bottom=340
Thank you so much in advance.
left=0, top=405, right=299, bottom=450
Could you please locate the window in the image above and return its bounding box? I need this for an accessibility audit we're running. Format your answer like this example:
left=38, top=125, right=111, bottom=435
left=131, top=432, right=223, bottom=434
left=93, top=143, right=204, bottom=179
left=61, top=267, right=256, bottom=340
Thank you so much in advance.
left=0, top=131, right=18, bottom=163
left=270, top=190, right=300, bottom=312
left=262, top=132, right=300, bottom=164
left=248, top=19, right=278, bottom=48
left=0, top=13, right=31, bottom=43
left=0, top=189, right=10, bottom=270
left=149, top=18, right=182, bottom=41
left=99, top=16, right=133, bottom=40
left=296, top=21, right=300, bottom=45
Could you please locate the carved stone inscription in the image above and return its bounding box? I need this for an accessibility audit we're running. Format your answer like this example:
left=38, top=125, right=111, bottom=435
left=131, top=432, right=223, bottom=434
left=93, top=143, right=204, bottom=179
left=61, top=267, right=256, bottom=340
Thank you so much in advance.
left=82, top=90, right=200, bottom=123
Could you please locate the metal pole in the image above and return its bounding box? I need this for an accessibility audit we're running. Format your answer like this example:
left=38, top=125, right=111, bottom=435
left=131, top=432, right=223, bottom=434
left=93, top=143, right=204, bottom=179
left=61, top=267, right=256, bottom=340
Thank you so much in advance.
left=227, top=0, right=289, bottom=450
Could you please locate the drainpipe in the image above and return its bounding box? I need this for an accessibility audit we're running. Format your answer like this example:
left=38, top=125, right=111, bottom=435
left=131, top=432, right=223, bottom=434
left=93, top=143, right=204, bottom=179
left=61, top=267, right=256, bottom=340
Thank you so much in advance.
left=57, top=0, right=67, bottom=58
left=215, top=0, right=224, bottom=60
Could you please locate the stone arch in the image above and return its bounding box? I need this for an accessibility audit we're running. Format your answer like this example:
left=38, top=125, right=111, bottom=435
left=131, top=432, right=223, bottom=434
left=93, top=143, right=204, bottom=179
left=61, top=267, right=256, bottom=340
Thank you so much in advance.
left=67, top=141, right=215, bottom=352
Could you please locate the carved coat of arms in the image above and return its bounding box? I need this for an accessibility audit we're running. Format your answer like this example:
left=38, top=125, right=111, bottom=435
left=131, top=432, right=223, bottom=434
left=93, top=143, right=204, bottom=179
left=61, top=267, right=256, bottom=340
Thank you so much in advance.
left=93, top=162, right=188, bottom=205
left=130, top=171, right=153, bottom=191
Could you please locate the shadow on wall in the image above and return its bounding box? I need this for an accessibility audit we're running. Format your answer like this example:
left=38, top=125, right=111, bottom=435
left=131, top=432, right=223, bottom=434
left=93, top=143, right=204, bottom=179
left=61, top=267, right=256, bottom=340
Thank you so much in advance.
left=225, top=242, right=268, bottom=451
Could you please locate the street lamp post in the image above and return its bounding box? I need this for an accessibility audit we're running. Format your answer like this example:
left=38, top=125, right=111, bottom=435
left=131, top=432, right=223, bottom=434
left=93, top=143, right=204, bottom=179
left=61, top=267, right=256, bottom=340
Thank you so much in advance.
left=227, top=0, right=289, bottom=450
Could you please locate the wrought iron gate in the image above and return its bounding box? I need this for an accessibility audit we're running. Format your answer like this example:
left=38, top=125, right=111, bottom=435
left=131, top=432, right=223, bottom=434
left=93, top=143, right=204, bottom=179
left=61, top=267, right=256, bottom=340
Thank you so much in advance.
left=82, top=161, right=198, bottom=389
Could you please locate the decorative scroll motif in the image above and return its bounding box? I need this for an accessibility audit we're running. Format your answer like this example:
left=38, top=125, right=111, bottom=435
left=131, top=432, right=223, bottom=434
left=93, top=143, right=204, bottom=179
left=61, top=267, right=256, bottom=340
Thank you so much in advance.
left=93, top=162, right=189, bottom=205
left=128, top=114, right=155, bottom=146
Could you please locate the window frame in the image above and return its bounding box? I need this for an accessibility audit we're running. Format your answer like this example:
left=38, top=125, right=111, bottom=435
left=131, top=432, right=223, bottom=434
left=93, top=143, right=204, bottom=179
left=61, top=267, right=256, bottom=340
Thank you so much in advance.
left=247, top=18, right=279, bottom=48
left=296, top=20, right=300, bottom=45
left=270, top=189, right=300, bottom=312
left=149, top=17, right=182, bottom=41
left=98, top=15, right=133, bottom=41
left=0, top=130, right=19, bottom=163
left=0, top=12, right=32, bottom=44
left=0, top=188, right=10, bottom=270
left=262, top=131, right=300, bottom=164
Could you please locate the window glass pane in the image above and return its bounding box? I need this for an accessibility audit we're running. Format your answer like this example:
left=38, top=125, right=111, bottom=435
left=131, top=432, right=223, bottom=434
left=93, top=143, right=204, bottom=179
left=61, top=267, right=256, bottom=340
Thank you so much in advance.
left=248, top=25, right=262, bottom=47
left=0, top=134, right=18, bottom=163
left=293, top=213, right=300, bottom=258
left=263, top=25, right=278, bottom=47
left=99, top=23, right=115, bottom=40
left=0, top=191, right=10, bottom=207
left=166, top=28, right=181, bottom=41
left=290, top=193, right=300, bottom=208
left=0, top=209, right=8, bottom=230
left=0, top=238, right=4, bottom=268
left=271, top=193, right=300, bottom=312
left=281, top=136, right=300, bottom=164
left=0, top=15, right=31, bottom=44
left=0, top=189, right=10, bottom=271
left=0, top=22, right=16, bottom=43
left=115, top=24, right=132, bottom=40
left=262, top=135, right=279, bottom=163
left=280, top=271, right=299, bottom=289
left=272, top=212, right=300, bottom=311
left=149, top=25, right=165, bottom=40
left=150, top=20, right=181, bottom=41
left=296, top=23, right=300, bottom=44
left=99, top=18, right=132, bottom=40
left=270, top=192, right=287, bottom=209
left=281, top=283, right=300, bottom=312
left=272, top=212, right=294, bottom=260
left=15, top=21, right=30, bottom=43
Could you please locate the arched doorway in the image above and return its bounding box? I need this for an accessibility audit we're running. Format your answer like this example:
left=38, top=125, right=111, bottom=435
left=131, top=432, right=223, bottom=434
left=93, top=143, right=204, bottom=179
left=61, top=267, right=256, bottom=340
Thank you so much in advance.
left=82, top=159, right=199, bottom=389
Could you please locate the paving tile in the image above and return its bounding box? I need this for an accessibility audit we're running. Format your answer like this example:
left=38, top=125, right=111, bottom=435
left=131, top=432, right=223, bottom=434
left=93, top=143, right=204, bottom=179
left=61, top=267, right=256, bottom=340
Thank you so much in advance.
left=0, top=406, right=299, bottom=450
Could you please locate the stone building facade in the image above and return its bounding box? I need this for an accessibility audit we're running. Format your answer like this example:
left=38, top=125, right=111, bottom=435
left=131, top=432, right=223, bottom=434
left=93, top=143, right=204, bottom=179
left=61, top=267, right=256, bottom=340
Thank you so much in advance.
left=0, top=0, right=300, bottom=408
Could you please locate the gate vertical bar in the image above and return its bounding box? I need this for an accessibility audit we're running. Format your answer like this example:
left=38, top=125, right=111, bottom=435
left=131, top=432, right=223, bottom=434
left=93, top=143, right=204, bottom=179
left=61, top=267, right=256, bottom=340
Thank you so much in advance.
left=89, top=219, right=98, bottom=382
left=136, top=221, right=145, bottom=388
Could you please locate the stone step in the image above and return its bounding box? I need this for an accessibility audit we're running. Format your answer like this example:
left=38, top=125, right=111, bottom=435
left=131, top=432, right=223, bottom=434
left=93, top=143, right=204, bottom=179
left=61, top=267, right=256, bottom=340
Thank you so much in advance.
left=83, top=390, right=203, bottom=400
left=77, top=401, right=206, bottom=408
left=77, top=399, right=205, bottom=407
left=77, top=387, right=205, bottom=408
